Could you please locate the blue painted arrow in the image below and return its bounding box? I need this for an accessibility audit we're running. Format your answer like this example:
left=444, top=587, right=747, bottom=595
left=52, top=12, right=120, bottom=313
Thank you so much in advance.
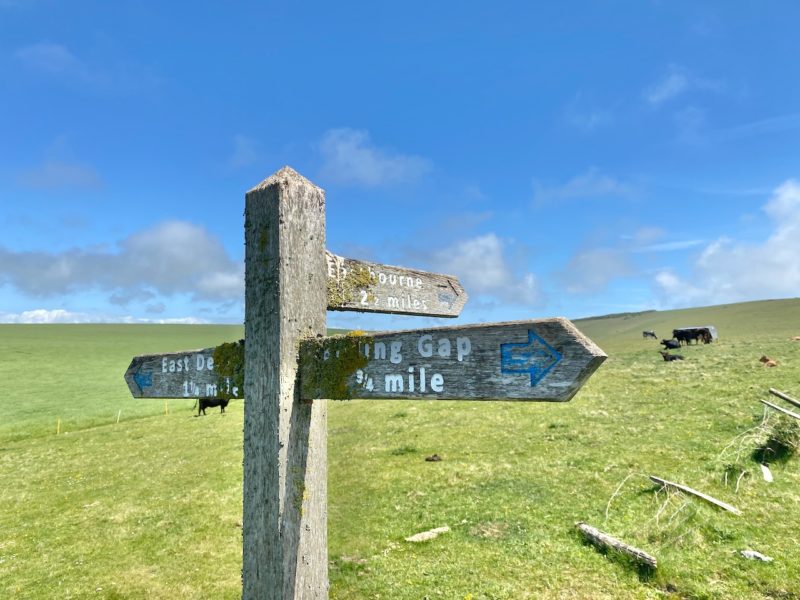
left=500, top=329, right=562, bottom=386
left=133, top=371, right=153, bottom=391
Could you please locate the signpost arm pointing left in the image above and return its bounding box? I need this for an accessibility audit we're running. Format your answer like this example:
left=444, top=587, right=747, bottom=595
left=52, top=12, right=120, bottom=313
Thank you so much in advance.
left=242, top=167, right=328, bottom=599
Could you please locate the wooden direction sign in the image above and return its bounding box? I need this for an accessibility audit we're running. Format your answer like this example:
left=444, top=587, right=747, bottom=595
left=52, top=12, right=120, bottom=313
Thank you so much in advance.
left=299, top=318, right=605, bottom=402
left=124, top=340, right=244, bottom=399
left=123, top=166, right=608, bottom=599
left=325, top=250, right=467, bottom=317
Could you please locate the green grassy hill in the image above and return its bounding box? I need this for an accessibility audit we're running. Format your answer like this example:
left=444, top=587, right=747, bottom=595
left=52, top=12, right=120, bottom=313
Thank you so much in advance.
left=1, top=299, right=799, bottom=598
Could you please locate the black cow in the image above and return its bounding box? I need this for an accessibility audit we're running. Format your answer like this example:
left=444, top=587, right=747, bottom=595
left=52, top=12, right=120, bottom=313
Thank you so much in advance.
left=198, top=397, right=230, bottom=415
left=659, top=351, right=684, bottom=362
left=642, top=330, right=657, bottom=339
left=661, top=338, right=681, bottom=350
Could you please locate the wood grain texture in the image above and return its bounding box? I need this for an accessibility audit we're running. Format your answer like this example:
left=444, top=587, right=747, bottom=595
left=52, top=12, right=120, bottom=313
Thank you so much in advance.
left=299, top=318, right=606, bottom=402
left=576, top=522, right=657, bottom=569
left=325, top=251, right=467, bottom=317
left=124, top=342, right=244, bottom=399
left=242, top=167, right=328, bottom=599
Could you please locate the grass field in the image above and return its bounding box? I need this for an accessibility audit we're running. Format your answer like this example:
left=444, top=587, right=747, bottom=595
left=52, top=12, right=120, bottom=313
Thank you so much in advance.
left=2, top=299, right=800, bottom=598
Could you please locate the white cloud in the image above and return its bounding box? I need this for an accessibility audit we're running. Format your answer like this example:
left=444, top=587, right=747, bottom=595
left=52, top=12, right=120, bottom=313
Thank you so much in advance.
left=318, top=128, right=432, bottom=187
left=14, top=41, right=162, bottom=92
left=15, top=42, right=92, bottom=80
left=645, top=71, right=689, bottom=105
left=564, top=93, right=614, bottom=132
left=17, top=159, right=103, bottom=189
left=533, top=168, right=635, bottom=204
left=557, top=248, right=635, bottom=294
left=717, top=113, right=800, bottom=142
left=0, top=309, right=209, bottom=324
left=636, top=239, right=705, bottom=253
left=653, top=180, right=800, bottom=305
left=644, top=65, right=723, bottom=107
left=228, top=134, right=259, bottom=168
left=0, top=220, right=243, bottom=302
left=428, top=233, right=540, bottom=306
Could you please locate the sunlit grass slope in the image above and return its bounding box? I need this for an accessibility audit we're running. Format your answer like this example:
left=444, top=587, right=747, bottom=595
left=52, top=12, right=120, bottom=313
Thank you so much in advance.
left=1, top=298, right=799, bottom=598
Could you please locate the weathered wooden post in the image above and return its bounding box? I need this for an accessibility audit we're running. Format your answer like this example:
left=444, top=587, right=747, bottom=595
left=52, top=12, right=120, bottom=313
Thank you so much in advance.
left=243, top=167, right=328, bottom=599
left=123, top=165, right=607, bottom=599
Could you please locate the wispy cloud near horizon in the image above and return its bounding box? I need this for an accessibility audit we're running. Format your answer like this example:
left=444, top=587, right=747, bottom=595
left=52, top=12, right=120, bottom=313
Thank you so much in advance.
left=317, top=128, right=432, bottom=187
left=533, top=168, right=636, bottom=204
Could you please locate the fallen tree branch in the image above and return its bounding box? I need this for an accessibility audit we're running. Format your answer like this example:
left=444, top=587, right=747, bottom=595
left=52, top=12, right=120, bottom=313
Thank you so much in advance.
left=576, top=522, right=657, bottom=569
left=768, top=388, right=800, bottom=410
left=760, top=399, right=800, bottom=421
left=649, top=476, right=742, bottom=516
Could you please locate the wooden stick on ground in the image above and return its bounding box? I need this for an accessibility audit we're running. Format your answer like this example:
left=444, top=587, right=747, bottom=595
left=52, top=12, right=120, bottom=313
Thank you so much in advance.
left=649, top=476, right=742, bottom=516
left=768, top=388, right=800, bottom=410
left=576, top=522, right=657, bottom=569
left=760, top=399, right=800, bottom=421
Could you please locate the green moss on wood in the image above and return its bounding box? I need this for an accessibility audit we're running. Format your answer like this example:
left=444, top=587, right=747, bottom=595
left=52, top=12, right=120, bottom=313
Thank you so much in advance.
left=213, top=340, right=245, bottom=399
left=299, top=332, right=372, bottom=400
left=327, top=263, right=377, bottom=308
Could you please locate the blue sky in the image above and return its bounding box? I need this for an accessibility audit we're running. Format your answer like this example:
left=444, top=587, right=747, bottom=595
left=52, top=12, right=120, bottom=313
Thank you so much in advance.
left=1, top=1, right=799, bottom=329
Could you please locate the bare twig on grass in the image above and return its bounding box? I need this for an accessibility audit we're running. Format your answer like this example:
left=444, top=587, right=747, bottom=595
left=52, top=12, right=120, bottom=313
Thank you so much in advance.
left=604, top=472, right=639, bottom=522
left=649, top=476, right=742, bottom=516
left=769, top=388, right=800, bottom=409
left=760, top=400, right=800, bottom=421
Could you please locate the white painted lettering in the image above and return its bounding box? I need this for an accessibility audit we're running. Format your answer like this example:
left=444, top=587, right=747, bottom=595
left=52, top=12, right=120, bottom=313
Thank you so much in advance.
left=437, top=338, right=451, bottom=358
left=206, top=383, right=217, bottom=396
left=418, top=334, right=433, bottom=357
left=374, top=342, right=386, bottom=360
left=385, top=374, right=404, bottom=392
left=196, top=354, right=205, bottom=370
left=456, top=337, right=472, bottom=361
left=379, top=273, right=387, bottom=284
left=431, top=373, right=444, bottom=392
left=390, top=341, right=403, bottom=364
left=389, top=274, right=397, bottom=285
left=169, top=359, right=176, bottom=373
left=162, top=357, right=168, bottom=373
left=206, top=357, right=214, bottom=371
left=415, top=277, right=422, bottom=289
left=419, top=367, right=426, bottom=392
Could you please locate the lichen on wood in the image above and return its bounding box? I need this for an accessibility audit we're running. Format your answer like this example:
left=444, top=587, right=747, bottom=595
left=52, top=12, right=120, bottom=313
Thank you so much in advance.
left=213, top=339, right=245, bottom=398
left=299, top=332, right=372, bottom=399
left=326, top=262, right=377, bottom=308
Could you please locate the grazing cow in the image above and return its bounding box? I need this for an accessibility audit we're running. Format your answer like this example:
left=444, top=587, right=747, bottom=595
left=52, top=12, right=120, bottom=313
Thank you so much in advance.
left=791, top=336, right=800, bottom=342
left=661, top=338, right=681, bottom=350
left=642, top=330, right=657, bottom=339
left=198, top=397, right=230, bottom=415
left=759, top=356, right=778, bottom=368
left=659, top=351, right=684, bottom=362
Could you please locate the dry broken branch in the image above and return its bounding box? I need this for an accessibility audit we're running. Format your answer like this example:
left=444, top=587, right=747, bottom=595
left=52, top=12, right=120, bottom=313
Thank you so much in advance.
left=576, top=522, right=657, bottom=569
left=768, top=388, right=800, bottom=410
left=649, top=476, right=742, bottom=516
left=759, top=399, right=800, bottom=421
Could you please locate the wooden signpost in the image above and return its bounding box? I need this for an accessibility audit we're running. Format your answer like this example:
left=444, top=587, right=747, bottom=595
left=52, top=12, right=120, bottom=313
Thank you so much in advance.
left=299, top=319, right=604, bottom=401
left=325, top=251, right=467, bottom=317
left=124, top=166, right=607, bottom=599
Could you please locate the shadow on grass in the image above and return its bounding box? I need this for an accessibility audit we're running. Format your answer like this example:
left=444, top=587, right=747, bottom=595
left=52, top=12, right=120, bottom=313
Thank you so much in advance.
left=752, top=417, right=800, bottom=465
